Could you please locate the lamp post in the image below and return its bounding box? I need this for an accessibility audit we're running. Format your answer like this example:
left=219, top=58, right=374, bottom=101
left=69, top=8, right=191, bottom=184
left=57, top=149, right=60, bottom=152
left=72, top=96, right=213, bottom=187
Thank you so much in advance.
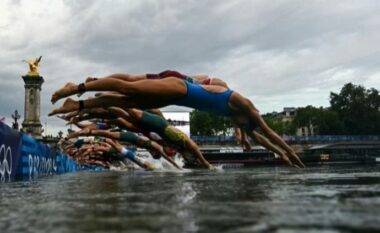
left=44, top=122, right=47, bottom=137
left=58, top=130, right=63, bottom=138
left=11, top=110, right=20, bottom=130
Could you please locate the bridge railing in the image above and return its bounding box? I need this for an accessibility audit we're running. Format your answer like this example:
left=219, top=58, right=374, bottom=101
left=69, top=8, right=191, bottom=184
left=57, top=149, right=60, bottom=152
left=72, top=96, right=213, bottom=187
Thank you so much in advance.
left=283, top=135, right=380, bottom=143
left=191, top=135, right=380, bottom=144
left=191, top=135, right=237, bottom=145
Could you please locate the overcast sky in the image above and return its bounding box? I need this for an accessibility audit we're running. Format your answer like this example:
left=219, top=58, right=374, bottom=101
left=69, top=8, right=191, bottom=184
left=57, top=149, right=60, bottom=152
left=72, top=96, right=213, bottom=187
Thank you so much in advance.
left=1, top=0, right=379, bottom=136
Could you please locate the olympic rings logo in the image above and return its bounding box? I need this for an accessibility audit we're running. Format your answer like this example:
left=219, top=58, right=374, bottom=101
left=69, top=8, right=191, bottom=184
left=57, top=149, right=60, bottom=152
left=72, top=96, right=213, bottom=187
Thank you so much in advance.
left=0, top=144, right=12, bottom=182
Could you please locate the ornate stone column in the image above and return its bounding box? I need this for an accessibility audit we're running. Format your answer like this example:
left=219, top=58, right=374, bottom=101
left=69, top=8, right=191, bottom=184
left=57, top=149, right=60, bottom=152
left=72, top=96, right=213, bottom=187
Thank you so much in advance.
left=22, top=75, right=44, bottom=139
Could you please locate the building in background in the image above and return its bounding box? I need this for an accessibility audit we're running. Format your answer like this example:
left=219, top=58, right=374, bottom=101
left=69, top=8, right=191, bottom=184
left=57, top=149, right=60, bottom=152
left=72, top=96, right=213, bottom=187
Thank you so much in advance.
left=267, top=107, right=315, bottom=137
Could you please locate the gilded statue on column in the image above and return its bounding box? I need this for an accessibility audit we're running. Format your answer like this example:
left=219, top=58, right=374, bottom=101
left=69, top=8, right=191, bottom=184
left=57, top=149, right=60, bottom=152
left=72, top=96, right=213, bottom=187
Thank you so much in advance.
left=22, top=56, right=42, bottom=76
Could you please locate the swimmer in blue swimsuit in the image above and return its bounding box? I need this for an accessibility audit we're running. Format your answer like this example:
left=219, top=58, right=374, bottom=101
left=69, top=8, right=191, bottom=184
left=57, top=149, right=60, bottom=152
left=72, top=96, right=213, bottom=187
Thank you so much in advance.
left=70, top=69, right=245, bottom=144
left=50, top=75, right=305, bottom=168
left=173, top=80, right=233, bottom=116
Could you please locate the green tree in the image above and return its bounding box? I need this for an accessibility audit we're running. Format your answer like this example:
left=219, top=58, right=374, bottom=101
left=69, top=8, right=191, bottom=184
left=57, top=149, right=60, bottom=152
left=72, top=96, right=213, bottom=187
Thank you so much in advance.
left=314, top=108, right=344, bottom=134
left=262, top=115, right=296, bottom=135
left=292, top=106, right=344, bottom=135
left=330, top=83, right=380, bottom=134
left=292, top=105, right=320, bottom=134
left=190, top=110, right=232, bottom=136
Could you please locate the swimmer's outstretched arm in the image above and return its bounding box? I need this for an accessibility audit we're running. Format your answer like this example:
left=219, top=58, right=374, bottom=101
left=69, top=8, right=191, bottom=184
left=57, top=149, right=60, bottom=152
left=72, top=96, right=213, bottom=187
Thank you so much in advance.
left=183, top=138, right=214, bottom=170
left=148, top=140, right=182, bottom=170
left=106, top=139, right=154, bottom=170
left=86, top=159, right=109, bottom=168
left=248, top=110, right=305, bottom=168
left=248, top=131, right=293, bottom=167
left=234, top=126, right=252, bottom=152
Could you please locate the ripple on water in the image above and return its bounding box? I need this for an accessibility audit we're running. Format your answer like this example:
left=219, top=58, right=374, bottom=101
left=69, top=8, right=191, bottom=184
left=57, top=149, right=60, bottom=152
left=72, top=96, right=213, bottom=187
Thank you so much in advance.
left=1, top=165, right=380, bottom=233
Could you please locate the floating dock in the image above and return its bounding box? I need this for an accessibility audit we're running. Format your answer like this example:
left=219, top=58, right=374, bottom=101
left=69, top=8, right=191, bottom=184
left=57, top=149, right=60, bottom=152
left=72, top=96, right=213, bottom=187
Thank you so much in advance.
left=185, top=143, right=380, bottom=168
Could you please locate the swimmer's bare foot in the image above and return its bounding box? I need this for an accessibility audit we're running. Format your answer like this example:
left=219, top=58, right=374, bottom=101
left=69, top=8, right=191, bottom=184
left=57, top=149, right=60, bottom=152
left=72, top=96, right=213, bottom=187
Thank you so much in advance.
left=77, top=77, right=98, bottom=97
left=48, top=98, right=79, bottom=116
left=85, top=77, right=98, bottom=83
left=51, top=82, right=79, bottom=104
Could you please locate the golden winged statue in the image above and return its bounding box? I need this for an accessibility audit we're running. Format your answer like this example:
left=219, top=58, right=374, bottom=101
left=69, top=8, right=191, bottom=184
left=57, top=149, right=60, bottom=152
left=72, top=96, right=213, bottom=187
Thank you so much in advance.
left=22, top=56, right=42, bottom=76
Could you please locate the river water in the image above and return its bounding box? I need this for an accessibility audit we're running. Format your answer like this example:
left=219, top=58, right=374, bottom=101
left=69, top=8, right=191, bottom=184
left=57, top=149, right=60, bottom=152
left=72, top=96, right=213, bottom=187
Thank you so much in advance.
left=1, top=165, right=380, bottom=233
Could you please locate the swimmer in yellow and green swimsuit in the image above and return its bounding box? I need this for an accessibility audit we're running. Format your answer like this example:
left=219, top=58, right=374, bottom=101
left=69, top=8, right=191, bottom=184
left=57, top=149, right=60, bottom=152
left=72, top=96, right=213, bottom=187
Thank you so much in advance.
left=107, top=107, right=214, bottom=170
